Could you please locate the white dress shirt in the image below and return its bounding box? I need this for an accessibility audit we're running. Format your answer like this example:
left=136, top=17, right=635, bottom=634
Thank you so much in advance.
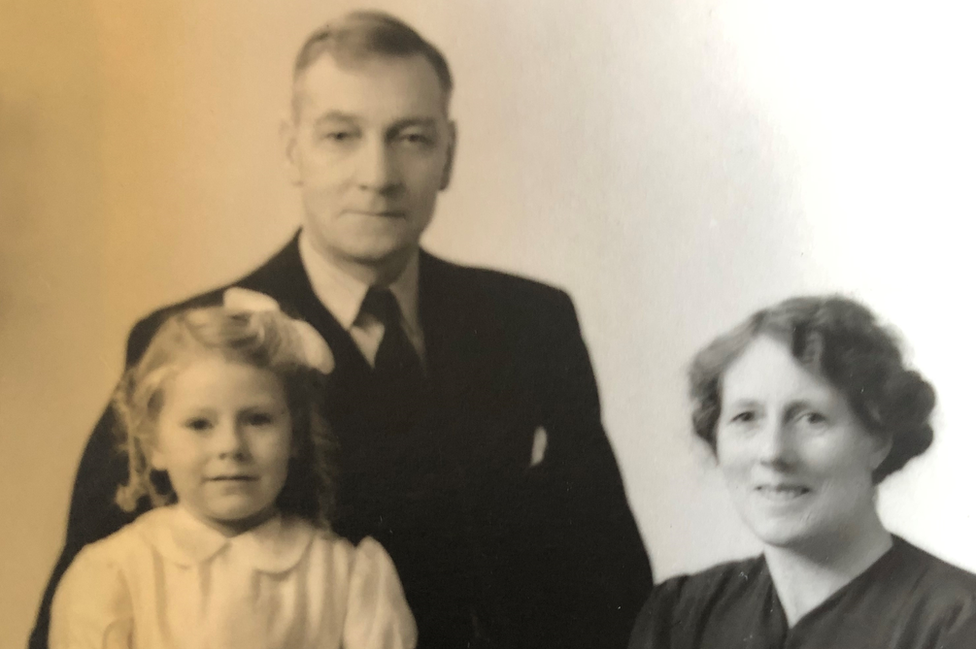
left=298, top=231, right=425, bottom=367
left=50, top=506, right=417, bottom=649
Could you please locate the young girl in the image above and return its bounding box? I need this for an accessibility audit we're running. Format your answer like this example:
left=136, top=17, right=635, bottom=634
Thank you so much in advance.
left=49, top=289, right=417, bottom=649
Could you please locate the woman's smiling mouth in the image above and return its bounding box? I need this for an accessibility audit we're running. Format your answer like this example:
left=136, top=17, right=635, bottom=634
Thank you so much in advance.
left=755, top=484, right=811, bottom=501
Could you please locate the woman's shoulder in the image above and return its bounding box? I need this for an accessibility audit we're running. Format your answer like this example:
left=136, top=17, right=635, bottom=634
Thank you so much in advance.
left=657, top=555, right=768, bottom=604
left=892, top=537, right=976, bottom=610
left=629, top=556, right=767, bottom=648
left=876, top=537, right=976, bottom=648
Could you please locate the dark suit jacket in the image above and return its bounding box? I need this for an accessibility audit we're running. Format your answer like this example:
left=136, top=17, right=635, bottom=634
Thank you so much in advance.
left=30, top=234, right=652, bottom=649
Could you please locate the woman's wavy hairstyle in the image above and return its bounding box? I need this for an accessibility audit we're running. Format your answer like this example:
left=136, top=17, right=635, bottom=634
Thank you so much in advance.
left=689, top=295, right=935, bottom=483
left=112, top=306, right=336, bottom=528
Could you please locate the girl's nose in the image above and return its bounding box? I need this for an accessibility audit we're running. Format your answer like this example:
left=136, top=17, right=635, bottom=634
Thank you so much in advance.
left=214, top=422, right=248, bottom=459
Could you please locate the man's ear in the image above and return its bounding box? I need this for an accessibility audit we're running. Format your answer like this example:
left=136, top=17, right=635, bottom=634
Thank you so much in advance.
left=280, top=114, right=303, bottom=186
left=439, top=121, right=457, bottom=191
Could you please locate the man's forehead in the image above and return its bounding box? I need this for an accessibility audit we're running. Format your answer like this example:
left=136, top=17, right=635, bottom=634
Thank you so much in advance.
left=292, top=52, right=450, bottom=121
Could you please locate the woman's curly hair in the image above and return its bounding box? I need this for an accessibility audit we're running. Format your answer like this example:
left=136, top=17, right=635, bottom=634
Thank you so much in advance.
left=112, top=306, right=336, bottom=528
left=689, top=295, right=936, bottom=483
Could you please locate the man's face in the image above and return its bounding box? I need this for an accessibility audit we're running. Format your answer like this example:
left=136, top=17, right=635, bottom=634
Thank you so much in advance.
left=285, top=53, right=455, bottom=273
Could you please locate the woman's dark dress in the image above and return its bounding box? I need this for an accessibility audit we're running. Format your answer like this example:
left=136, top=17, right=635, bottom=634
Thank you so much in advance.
left=629, top=536, right=976, bottom=649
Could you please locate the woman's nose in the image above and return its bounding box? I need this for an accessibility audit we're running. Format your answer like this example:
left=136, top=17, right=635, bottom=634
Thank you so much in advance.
left=757, top=421, right=796, bottom=467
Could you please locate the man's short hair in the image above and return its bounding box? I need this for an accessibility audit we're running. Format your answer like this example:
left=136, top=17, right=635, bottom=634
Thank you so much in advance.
left=293, top=11, right=453, bottom=102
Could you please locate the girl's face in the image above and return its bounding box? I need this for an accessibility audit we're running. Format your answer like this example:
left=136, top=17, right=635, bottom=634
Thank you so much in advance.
left=716, top=336, right=891, bottom=553
left=151, top=356, right=293, bottom=536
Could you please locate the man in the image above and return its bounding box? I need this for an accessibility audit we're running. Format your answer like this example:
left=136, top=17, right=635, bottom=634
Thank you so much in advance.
left=30, top=11, right=652, bottom=648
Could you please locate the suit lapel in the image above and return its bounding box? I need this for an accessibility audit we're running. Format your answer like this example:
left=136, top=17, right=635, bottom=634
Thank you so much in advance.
left=418, top=250, right=481, bottom=394
left=237, top=234, right=373, bottom=379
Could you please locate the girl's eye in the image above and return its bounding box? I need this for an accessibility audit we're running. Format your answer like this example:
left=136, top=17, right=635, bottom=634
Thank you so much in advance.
left=184, top=418, right=213, bottom=432
left=244, top=412, right=274, bottom=427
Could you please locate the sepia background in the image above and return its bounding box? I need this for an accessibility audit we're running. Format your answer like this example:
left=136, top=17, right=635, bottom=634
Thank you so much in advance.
left=2, top=0, right=975, bottom=646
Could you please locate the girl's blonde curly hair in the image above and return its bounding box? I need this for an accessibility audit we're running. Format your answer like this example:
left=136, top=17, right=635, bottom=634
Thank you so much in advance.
left=112, top=306, right=336, bottom=528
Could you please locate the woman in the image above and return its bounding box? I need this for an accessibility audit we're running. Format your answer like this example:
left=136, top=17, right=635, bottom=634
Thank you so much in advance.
left=630, top=296, right=976, bottom=649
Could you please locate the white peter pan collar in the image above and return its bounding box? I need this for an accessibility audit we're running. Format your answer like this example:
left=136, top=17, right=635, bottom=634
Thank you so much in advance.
left=135, top=506, right=316, bottom=574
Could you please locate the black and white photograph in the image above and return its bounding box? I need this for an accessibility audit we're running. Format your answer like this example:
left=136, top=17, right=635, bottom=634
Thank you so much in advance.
left=2, top=1, right=975, bottom=647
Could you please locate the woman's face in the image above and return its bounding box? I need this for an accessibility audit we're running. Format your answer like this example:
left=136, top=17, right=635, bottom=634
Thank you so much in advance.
left=716, top=335, right=891, bottom=552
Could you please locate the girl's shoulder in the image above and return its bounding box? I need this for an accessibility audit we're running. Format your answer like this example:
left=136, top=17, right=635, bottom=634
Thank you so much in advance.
left=301, top=527, right=397, bottom=572
left=65, top=512, right=160, bottom=572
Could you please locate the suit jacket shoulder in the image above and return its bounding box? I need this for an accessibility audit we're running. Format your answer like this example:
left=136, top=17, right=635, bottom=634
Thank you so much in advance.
left=123, top=235, right=306, bottom=365
left=421, top=252, right=575, bottom=317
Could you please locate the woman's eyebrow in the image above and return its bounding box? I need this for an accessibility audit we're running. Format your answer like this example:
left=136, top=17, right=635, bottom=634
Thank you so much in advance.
left=725, top=398, right=761, bottom=410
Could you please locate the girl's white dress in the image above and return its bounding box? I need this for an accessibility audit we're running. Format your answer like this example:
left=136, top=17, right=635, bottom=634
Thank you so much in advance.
left=49, top=505, right=417, bottom=649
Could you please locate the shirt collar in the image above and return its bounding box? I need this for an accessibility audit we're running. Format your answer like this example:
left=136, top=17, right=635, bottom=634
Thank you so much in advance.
left=137, top=505, right=315, bottom=574
left=298, top=229, right=421, bottom=336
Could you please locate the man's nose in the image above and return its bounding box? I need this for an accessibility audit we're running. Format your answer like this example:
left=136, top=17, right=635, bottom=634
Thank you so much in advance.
left=356, top=137, right=401, bottom=193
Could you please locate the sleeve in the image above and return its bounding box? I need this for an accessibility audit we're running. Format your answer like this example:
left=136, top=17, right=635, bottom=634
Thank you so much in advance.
left=342, top=537, right=418, bottom=649
left=509, top=290, right=654, bottom=649
left=49, top=546, right=133, bottom=649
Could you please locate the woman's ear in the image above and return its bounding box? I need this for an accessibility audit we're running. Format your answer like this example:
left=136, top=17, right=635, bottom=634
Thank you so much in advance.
left=867, top=431, right=894, bottom=472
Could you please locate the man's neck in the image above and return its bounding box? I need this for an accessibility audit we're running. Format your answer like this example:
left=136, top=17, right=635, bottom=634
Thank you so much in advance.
left=315, top=241, right=416, bottom=288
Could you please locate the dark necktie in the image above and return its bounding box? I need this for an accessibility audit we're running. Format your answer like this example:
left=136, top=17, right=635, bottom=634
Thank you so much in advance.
left=360, top=288, right=427, bottom=423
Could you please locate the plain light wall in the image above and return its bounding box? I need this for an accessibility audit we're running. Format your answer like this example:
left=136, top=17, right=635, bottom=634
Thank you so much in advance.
left=2, top=1, right=975, bottom=646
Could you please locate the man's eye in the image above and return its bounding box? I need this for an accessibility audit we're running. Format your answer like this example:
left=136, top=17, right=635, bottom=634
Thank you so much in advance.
left=319, top=130, right=357, bottom=143
left=184, top=418, right=213, bottom=432
left=398, top=132, right=433, bottom=146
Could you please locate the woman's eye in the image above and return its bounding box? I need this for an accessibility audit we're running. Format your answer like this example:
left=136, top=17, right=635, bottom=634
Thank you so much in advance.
left=184, top=418, right=212, bottom=432
left=800, top=411, right=827, bottom=425
left=730, top=411, right=756, bottom=424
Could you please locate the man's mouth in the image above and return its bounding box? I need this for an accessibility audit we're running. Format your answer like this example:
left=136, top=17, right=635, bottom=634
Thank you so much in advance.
left=209, top=475, right=258, bottom=482
left=348, top=209, right=406, bottom=218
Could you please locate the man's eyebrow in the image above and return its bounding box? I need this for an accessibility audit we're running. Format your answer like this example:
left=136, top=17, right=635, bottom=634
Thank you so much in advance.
left=389, top=117, right=439, bottom=129
left=312, top=111, right=358, bottom=126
